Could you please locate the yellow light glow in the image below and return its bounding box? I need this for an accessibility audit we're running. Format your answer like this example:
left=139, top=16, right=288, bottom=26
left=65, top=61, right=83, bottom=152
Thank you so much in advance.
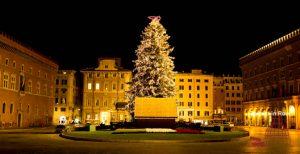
left=289, top=105, right=295, bottom=116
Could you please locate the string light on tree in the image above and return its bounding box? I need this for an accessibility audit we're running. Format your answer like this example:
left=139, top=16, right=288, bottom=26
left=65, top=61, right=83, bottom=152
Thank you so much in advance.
left=127, top=16, right=176, bottom=115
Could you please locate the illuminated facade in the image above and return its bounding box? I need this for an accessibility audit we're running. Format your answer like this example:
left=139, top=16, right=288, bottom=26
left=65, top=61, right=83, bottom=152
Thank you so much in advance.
left=53, top=70, right=81, bottom=125
left=81, top=58, right=131, bottom=125
left=175, top=69, right=213, bottom=124
left=240, top=28, right=300, bottom=129
left=0, top=33, right=58, bottom=128
left=213, top=76, right=243, bottom=124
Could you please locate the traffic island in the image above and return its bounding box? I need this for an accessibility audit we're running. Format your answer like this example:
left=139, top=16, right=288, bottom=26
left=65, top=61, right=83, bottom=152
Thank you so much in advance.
left=60, top=130, right=249, bottom=143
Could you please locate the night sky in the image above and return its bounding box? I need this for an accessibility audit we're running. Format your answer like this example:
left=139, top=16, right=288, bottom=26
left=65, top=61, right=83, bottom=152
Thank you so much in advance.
left=1, top=2, right=300, bottom=75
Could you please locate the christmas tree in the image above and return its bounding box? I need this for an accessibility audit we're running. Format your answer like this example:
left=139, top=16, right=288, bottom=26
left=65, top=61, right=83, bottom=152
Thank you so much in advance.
left=128, top=16, right=176, bottom=103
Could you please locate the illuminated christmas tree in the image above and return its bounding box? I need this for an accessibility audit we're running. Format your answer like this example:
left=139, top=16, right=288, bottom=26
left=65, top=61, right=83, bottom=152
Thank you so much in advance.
left=127, top=16, right=176, bottom=111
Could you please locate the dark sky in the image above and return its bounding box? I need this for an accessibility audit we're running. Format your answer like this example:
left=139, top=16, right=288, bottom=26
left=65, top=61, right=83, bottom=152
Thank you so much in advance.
left=1, top=2, right=300, bottom=75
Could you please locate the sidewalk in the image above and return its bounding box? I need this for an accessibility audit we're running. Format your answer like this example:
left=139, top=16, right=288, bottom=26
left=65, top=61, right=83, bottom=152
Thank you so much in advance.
left=0, top=126, right=56, bottom=134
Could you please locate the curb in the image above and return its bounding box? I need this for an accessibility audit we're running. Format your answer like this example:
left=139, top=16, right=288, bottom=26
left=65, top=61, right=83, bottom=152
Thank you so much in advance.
left=0, top=132, right=57, bottom=134
left=59, top=132, right=249, bottom=143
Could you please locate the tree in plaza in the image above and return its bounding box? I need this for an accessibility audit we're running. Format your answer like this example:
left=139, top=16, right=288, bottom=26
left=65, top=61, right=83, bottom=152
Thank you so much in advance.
left=126, top=16, right=176, bottom=115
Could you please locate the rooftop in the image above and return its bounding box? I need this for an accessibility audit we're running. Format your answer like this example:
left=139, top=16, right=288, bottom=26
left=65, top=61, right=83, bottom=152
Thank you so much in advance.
left=240, top=28, right=300, bottom=62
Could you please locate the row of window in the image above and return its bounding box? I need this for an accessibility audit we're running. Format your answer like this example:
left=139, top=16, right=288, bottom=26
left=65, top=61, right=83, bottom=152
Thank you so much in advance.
left=225, top=107, right=242, bottom=112
left=1, top=103, right=13, bottom=114
left=87, top=83, right=124, bottom=90
left=1, top=73, right=48, bottom=95
left=178, top=79, right=209, bottom=83
left=56, top=79, right=67, bottom=85
left=244, top=84, right=297, bottom=101
left=55, top=98, right=66, bottom=104
left=178, top=111, right=210, bottom=116
left=178, top=102, right=209, bottom=107
left=226, top=93, right=241, bottom=97
left=244, top=53, right=299, bottom=78
left=178, top=85, right=209, bottom=91
left=225, top=86, right=241, bottom=90
left=54, top=107, right=66, bottom=112
left=179, top=93, right=209, bottom=98
left=225, top=100, right=242, bottom=105
left=2, top=57, right=48, bottom=78
left=88, top=72, right=125, bottom=78
left=86, top=99, right=109, bottom=107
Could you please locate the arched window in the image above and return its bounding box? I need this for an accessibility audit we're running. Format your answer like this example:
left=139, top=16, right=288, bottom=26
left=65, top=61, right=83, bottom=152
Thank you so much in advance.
left=27, top=105, right=30, bottom=113
left=10, top=104, right=13, bottom=114
left=2, top=103, right=6, bottom=113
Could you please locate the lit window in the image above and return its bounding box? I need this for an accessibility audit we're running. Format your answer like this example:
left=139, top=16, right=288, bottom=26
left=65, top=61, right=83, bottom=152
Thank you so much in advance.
left=105, top=84, right=108, bottom=91
left=86, top=114, right=91, bottom=120
left=10, top=75, right=16, bottom=90
left=21, top=64, right=24, bottom=71
left=12, top=61, right=16, bottom=68
left=3, top=73, right=9, bottom=88
left=88, top=83, right=92, bottom=90
left=37, top=82, right=40, bottom=94
left=96, top=83, right=100, bottom=90
left=28, top=80, right=32, bottom=93
left=29, top=67, right=32, bottom=74
left=205, top=111, right=209, bottom=116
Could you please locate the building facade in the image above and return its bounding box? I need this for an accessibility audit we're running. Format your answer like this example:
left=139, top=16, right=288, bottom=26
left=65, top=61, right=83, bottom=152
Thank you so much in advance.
left=213, top=76, right=243, bottom=125
left=53, top=70, right=81, bottom=125
left=81, top=58, right=132, bottom=125
left=0, top=33, right=58, bottom=128
left=240, top=28, right=300, bottom=129
left=175, top=69, right=213, bottom=124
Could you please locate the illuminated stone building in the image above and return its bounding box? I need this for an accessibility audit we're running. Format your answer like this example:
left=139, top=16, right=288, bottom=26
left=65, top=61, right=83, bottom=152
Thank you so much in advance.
left=240, top=28, right=300, bottom=129
left=81, top=58, right=131, bottom=125
left=53, top=70, right=81, bottom=125
left=213, top=76, right=243, bottom=125
left=175, top=69, right=213, bottom=124
left=0, top=33, right=58, bottom=128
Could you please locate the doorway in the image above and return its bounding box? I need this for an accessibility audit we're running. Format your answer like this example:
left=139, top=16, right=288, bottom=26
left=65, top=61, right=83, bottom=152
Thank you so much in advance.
left=17, top=113, right=22, bottom=127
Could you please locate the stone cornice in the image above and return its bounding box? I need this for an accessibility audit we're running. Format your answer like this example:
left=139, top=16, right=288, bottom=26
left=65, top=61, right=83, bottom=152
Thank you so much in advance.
left=240, top=28, right=300, bottom=65
left=0, top=32, right=58, bottom=69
